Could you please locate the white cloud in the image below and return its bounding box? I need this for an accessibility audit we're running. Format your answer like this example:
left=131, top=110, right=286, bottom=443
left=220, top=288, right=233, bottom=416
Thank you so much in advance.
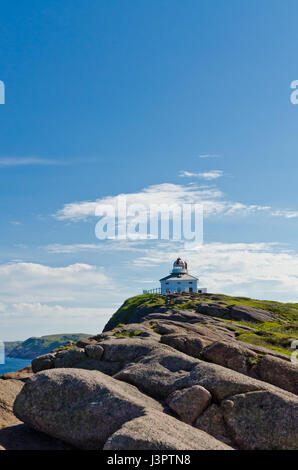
left=271, top=210, right=298, bottom=219
left=54, top=182, right=298, bottom=222
left=54, top=183, right=271, bottom=222
left=131, top=241, right=298, bottom=302
left=0, top=302, right=114, bottom=319
left=0, top=261, right=127, bottom=340
left=179, top=170, right=223, bottom=180
left=0, top=158, right=65, bottom=167
left=0, top=262, right=112, bottom=304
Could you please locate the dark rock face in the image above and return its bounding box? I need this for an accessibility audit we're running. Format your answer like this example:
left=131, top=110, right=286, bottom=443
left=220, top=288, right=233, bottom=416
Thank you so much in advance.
left=10, top=294, right=298, bottom=450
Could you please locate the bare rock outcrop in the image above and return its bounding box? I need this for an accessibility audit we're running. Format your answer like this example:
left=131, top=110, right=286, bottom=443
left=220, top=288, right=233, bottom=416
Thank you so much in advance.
left=10, top=293, right=298, bottom=450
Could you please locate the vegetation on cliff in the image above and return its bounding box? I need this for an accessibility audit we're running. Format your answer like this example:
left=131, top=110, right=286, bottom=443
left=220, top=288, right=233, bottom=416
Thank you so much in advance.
left=104, top=292, right=298, bottom=356
left=5, top=333, right=91, bottom=359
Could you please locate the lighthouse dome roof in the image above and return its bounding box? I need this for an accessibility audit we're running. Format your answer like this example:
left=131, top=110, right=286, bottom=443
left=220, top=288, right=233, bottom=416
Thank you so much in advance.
left=172, top=257, right=188, bottom=273
left=173, top=257, right=186, bottom=266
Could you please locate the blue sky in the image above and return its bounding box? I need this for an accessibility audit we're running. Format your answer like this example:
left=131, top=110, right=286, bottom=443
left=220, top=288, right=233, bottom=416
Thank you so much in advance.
left=1, top=0, right=298, bottom=340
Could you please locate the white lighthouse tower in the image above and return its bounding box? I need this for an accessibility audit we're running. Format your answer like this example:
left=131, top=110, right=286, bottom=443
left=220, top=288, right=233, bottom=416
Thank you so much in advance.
left=159, top=258, right=206, bottom=294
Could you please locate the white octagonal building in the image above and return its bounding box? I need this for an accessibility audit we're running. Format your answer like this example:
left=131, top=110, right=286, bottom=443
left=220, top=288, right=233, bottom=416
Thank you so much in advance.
left=160, top=258, right=206, bottom=294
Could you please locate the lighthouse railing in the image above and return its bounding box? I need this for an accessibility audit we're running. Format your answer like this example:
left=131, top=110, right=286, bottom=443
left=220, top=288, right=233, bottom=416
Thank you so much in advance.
left=142, top=288, right=161, bottom=294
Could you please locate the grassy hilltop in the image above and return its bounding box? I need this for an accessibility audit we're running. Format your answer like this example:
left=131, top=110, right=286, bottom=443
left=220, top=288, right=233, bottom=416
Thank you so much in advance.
left=104, top=292, right=298, bottom=356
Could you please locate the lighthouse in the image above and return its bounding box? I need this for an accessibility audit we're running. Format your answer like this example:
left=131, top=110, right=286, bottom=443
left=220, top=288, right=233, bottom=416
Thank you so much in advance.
left=159, top=258, right=205, bottom=294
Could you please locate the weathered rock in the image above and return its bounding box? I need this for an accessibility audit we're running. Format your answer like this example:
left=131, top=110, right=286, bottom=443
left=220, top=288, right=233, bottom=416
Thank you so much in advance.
left=54, top=348, right=86, bottom=368
left=14, top=368, right=162, bottom=449
left=203, top=341, right=258, bottom=375
left=229, top=305, right=273, bottom=323
left=31, top=353, right=55, bottom=373
left=222, top=390, right=298, bottom=450
left=196, top=303, right=229, bottom=318
left=0, top=365, right=33, bottom=382
left=197, top=303, right=273, bottom=323
left=166, top=386, right=212, bottom=424
left=0, top=379, right=23, bottom=426
left=76, top=338, right=97, bottom=348
left=195, top=404, right=234, bottom=447
left=101, top=337, right=162, bottom=362
left=84, top=344, right=104, bottom=360
left=161, top=334, right=210, bottom=358
left=188, top=361, right=264, bottom=401
left=114, top=323, right=161, bottom=340
left=104, top=409, right=233, bottom=450
left=251, top=354, right=298, bottom=395
left=115, top=348, right=197, bottom=398
left=0, top=423, right=73, bottom=450
left=75, top=358, right=124, bottom=376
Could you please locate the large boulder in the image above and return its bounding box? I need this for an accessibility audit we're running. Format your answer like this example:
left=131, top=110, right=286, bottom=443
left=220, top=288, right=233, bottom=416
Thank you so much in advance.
left=195, top=404, right=233, bottom=447
left=202, top=340, right=258, bottom=375
left=104, top=409, right=233, bottom=450
left=114, top=348, right=198, bottom=398
left=31, top=353, right=55, bottom=373
left=13, top=368, right=162, bottom=449
left=54, top=348, right=86, bottom=368
left=166, top=386, right=212, bottom=424
left=251, top=354, right=298, bottom=395
left=221, top=390, right=298, bottom=450
left=161, top=334, right=210, bottom=358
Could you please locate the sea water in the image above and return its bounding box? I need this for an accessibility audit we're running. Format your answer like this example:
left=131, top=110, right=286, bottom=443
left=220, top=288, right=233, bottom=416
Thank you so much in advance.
left=0, top=357, right=32, bottom=375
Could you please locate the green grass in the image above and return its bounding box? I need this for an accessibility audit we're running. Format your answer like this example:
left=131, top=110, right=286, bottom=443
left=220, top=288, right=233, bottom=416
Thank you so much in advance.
left=216, top=318, right=298, bottom=355
left=247, top=354, right=264, bottom=366
left=104, top=293, right=298, bottom=357
left=107, top=294, right=166, bottom=326
left=113, top=329, right=142, bottom=338
left=236, top=331, right=293, bottom=356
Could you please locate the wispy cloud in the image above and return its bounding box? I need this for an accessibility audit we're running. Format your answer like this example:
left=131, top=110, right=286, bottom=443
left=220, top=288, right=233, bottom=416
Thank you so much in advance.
left=46, top=241, right=149, bottom=253
left=179, top=170, right=223, bottom=180
left=198, top=154, right=220, bottom=159
left=131, top=241, right=298, bottom=301
left=0, top=158, right=66, bottom=167
left=271, top=210, right=298, bottom=219
left=54, top=182, right=271, bottom=222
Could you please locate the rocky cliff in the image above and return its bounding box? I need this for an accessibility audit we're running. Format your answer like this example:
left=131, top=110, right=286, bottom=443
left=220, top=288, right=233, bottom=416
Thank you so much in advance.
left=1, top=292, right=298, bottom=450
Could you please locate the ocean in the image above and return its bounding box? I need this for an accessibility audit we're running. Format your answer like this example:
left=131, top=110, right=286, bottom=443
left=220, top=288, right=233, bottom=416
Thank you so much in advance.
left=0, top=357, right=32, bottom=375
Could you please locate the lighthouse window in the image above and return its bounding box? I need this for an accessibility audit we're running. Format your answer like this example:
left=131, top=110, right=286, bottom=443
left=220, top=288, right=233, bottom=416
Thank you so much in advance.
left=166, top=282, right=169, bottom=285
left=189, top=282, right=192, bottom=284
left=177, top=281, right=181, bottom=284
